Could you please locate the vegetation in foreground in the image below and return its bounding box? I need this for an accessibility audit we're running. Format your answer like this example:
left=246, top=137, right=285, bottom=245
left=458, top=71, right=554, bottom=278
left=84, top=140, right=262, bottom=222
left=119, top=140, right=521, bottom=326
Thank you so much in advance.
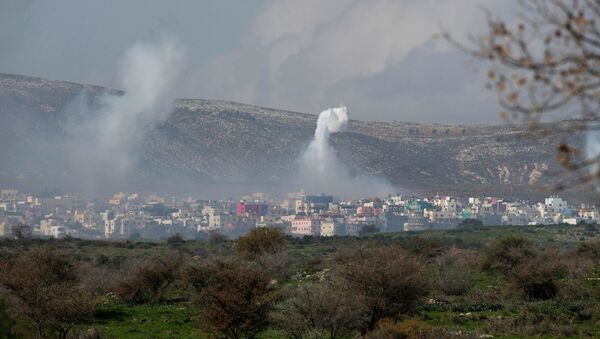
left=0, top=224, right=600, bottom=338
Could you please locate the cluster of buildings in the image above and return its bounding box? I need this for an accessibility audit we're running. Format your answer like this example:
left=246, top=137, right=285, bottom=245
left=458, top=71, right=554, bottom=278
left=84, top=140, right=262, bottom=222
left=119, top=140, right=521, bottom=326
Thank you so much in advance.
left=0, top=188, right=597, bottom=240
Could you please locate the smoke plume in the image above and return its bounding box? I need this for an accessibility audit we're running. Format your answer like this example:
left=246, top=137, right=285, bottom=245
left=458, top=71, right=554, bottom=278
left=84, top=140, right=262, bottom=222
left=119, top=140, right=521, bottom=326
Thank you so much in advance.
left=67, top=37, right=185, bottom=194
left=298, top=106, right=394, bottom=198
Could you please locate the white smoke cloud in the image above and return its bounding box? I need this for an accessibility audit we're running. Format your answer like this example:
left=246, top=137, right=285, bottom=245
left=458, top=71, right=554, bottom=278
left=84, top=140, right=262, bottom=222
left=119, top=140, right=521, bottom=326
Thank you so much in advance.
left=297, top=106, right=395, bottom=197
left=67, top=37, right=185, bottom=192
left=197, top=0, right=515, bottom=123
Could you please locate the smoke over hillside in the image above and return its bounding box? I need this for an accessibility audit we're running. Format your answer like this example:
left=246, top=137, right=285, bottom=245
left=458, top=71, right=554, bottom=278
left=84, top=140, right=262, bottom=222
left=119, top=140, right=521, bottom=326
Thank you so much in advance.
left=297, top=106, right=395, bottom=198
left=66, top=37, right=185, bottom=194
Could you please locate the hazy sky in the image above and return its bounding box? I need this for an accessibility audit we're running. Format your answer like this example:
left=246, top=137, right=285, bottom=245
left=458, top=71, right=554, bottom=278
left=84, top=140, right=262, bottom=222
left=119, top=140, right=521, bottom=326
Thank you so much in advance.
left=0, top=0, right=514, bottom=124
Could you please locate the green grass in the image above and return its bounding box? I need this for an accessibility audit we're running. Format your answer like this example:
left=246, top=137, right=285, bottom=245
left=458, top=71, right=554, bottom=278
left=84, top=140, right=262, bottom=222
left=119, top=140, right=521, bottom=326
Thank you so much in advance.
left=89, top=300, right=204, bottom=339
left=3, top=224, right=600, bottom=338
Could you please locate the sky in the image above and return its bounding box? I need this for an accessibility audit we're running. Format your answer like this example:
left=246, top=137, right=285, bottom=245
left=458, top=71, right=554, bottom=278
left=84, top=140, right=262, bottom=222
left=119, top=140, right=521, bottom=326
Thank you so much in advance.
left=0, top=0, right=515, bottom=124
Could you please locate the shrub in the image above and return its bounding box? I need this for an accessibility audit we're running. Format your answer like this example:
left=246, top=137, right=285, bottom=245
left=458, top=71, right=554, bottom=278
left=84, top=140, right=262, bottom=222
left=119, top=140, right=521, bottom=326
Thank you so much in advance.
left=435, top=248, right=479, bottom=296
left=0, top=247, right=98, bottom=339
left=0, top=298, right=16, bottom=339
left=234, top=227, right=287, bottom=259
left=207, top=231, right=228, bottom=245
left=183, top=258, right=276, bottom=338
left=457, top=218, right=484, bottom=230
left=359, top=225, right=380, bottom=236
left=511, top=249, right=568, bottom=300
left=334, top=246, right=429, bottom=332
left=483, top=236, right=534, bottom=273
left=270, top=280, right=365, bottom=338
left=577, top=239, right=600, bottom=261
left=397, top=237, right=445, bottom=259
left=166, top=233, right=185, bottom=246
left=113, top=256, right=179, bottom=304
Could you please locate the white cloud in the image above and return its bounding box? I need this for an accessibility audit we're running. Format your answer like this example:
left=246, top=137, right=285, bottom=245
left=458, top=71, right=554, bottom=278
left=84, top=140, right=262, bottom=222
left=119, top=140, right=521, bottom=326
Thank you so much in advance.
left=197, top=0, right=513, bottom=123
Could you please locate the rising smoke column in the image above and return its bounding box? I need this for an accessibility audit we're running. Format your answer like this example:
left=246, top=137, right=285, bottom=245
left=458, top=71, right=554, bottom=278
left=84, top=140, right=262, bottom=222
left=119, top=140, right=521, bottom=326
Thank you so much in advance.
left=298, top=106, right=394, bottom=197
left=67, top=37, right=185, bottom=194
left=303, top=106, right=349, bottom=176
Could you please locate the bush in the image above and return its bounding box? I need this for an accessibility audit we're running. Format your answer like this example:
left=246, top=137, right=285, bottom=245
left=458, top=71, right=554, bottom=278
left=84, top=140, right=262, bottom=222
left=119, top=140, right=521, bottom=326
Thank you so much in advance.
left=270, top=280, right=365, bottom=338
left=207, top=231, right=228, bottom=245
left=511, top=249, right=568, bottom=300
left=457, top=218, right=484, bottom=230
left=334, top=245, right=429, bottom=332
left=0, top=247, right=98, bottom=339
left=0, top=298, right=16, bottom=339
left=183, top=258, right=276, bottom=338
left=113, top=256, right=179, bottom=304
left=435, top=248, right=479, bottom=296
left=359, top=225, right=380, bottom=236
left=234, top=227, right=287, bottom=259
left=396, top=237, right=445, bottom=259
left=577, top=239, right=600, bottom=261
left=483, top=236, right=534, bottom=273
left=166, top=233, right=185, bottom=246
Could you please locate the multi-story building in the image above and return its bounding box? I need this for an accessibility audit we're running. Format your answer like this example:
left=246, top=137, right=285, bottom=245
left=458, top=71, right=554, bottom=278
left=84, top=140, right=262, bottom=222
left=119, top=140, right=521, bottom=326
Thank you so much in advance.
left=291, top=217, right=321, bottom=236
left=320, top=220, right=345, bottom=237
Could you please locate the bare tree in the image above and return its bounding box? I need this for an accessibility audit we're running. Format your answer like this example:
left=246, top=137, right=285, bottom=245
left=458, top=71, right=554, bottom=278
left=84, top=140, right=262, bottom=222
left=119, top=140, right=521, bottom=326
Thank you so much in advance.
left=270, top=280, right=366, bottom=339
left=183, top=257, right=276, bottom=339
left=113, top=255, right=180, bottom=304
left=332, top=245, right=429, bottom=333
left=0, top=247, right=98, bottom=339
left=451, top=0, right=600, bottom=190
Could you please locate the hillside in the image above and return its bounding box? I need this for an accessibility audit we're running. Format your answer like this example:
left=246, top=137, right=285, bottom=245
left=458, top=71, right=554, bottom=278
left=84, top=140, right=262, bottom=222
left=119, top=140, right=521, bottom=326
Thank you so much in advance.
left=0, top=73, right=560, bottom=197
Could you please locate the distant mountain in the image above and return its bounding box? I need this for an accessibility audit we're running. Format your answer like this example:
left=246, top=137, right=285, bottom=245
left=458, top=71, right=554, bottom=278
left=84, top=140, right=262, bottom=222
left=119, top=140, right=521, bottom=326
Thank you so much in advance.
left=0, top=73, right=561, bottom=197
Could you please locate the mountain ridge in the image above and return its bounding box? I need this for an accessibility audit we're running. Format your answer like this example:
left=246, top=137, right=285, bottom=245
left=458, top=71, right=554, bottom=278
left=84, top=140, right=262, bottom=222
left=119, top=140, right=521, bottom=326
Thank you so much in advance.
left=0, top=72, right=560, bottom=197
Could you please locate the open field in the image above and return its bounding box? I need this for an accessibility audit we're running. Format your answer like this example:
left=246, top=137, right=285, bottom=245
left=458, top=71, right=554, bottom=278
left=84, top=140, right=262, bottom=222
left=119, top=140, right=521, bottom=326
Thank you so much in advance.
left=1, top=224, right=600, bottom=338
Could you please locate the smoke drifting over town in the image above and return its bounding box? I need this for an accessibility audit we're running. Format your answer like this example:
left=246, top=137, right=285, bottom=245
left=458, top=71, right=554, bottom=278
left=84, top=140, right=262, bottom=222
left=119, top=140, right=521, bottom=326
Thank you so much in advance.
left=66, top=37, right=185, bottom=194
left=297, top=106, right=394, bottom=198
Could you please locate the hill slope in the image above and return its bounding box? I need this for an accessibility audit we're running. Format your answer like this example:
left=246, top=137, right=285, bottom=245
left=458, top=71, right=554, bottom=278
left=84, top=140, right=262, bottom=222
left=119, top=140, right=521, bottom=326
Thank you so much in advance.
left=0, top=73, right=559, bottom=196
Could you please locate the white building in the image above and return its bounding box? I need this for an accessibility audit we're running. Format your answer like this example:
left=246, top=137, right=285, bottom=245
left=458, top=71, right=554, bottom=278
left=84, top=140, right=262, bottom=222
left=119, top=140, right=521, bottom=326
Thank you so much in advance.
left=291, top=217, right=321, bottom=236
left=544, top=197, right=568, bottom=213
left=320, top=221, right=345, bottom=237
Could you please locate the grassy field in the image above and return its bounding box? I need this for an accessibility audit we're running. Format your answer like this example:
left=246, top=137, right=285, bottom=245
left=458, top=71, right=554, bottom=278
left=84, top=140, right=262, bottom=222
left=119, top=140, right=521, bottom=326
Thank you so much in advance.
left=1, top=224, right=599, bottom=338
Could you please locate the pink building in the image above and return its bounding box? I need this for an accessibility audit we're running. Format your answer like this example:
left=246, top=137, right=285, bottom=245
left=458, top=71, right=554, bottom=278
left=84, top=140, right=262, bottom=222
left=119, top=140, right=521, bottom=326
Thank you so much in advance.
left=236, top=202, right=268, bottom=217
left=291, top=217, right=321, bottom=236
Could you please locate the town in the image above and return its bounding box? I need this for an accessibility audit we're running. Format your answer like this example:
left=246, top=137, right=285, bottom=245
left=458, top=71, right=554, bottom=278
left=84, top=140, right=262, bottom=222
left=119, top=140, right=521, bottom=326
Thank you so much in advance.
left=0, top=188, right=595, bottom=240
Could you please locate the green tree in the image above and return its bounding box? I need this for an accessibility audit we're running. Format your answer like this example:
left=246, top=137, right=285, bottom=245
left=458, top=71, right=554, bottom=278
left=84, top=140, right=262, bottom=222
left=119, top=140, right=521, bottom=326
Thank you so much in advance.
left=234, top=227, right=287, bottom=259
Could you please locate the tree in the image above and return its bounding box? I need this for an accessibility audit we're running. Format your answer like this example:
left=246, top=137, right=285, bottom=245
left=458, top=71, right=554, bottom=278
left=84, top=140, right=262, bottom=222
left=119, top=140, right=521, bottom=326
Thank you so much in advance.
left=270, top=280, right=366, bottom=339
left=166, top=233, right=185, bottom=246
left=359, top=224, right=380, bottom=236
left=511, top=248, right=568, bottom=299
left=435, top=248, right=480, bottom=296
left=234, top=227, right=287, bottom=259
left=454, top=0, right=600, bottom=190
left=457, top=218, right=484, bottom=230
left=333, top=246, right=428, bottom=333
left=207, top=231, right=228, bottom=245
left=483, top=236, right=534, bottom=273
left=113, top=256, right=179, bottom=304
left=12, top=223, right=31, bottom=242
left=183, top=258, right=276, bottom=339
left=0, top=247, right=98, bottom=339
